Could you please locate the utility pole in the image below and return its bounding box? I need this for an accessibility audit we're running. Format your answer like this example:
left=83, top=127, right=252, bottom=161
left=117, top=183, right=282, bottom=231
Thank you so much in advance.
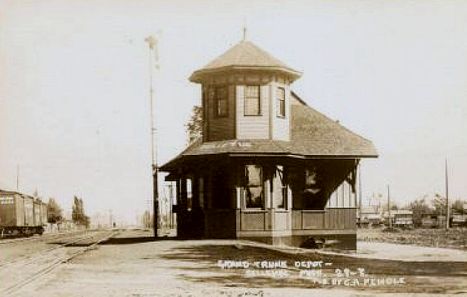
left=109, top=209, right=113, bottom=229
left=387, top=185, right=392, bottom=229
left=16, top=164, right=20, bottom=191
left=145, top=35, right=160, bottom=238
left=358, top=164, right=362, bottom=217
left=445, top=158, right=450, bottom=229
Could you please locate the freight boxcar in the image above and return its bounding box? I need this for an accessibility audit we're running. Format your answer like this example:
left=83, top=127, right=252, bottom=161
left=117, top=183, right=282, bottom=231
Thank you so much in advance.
left=23, top=194, right=34, bottom=228
left=33, top=199, right=41, bottom=226
left=41, top=201, right=48, bottom=226
left=0, top=189, right=46, bottom=237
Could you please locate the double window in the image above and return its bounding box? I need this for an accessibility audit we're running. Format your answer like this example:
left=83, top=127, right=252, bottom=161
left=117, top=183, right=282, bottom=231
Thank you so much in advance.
left=276, top=87, right=286, bottom=117
left=244, top=165, right=264, bottom=208
left=244, top=86, right=261, bottom=116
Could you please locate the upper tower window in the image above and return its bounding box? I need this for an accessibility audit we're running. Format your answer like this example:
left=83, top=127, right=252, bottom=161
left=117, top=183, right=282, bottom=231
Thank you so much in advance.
left=276, top=87, right=286, bottom=118
left=244, top=85, right=261, bottom=116
left=214, top=86, right=228, bottom=117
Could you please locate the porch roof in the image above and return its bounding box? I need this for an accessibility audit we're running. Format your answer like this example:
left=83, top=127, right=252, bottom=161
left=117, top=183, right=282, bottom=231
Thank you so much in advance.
left=160, top=94, right=377, bottom=171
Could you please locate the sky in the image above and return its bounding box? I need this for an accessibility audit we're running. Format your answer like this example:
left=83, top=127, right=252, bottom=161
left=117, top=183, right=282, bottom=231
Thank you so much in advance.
left=0, top=0, right=466, bottom=223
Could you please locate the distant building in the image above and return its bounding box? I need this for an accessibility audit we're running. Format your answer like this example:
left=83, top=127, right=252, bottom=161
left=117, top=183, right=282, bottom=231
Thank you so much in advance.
left=384, top=210, right=414, bottom=227
left=451, top=212, right=467, bottom=227
left=160, top=39, right=377, bottom=249
left=358, top=206, right=383, bottom=226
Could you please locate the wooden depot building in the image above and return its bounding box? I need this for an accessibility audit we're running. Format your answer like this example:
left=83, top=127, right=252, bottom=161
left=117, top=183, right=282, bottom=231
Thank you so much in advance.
left=160, top=39, right=377, bottom=249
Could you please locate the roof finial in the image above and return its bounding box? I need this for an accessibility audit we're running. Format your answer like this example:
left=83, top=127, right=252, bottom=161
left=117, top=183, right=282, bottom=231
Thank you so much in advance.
left=242, top=17, right=247, bottom=41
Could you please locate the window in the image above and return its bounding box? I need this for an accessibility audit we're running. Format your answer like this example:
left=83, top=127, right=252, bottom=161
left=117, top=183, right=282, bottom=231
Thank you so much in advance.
left=304, top=168, right=320, bottom=195
left=186, top=178, right=193, bottom=211
left=244, top=86, right=261, bottom=116
left=303, top=167, right=325, bottom=210
left=276, top=87, right=286, bottom=117
left=208, top=87, right=215, bottom=102
left=244, top=165, right=263, bottom=208
left=215, top=86, right=228, bottom=117
left=273, top=166, right=287, bottom=209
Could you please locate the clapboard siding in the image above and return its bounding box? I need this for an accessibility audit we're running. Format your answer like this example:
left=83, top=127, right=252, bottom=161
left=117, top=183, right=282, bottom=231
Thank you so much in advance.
left=203, top=77, right=292, bottom=142
left=327, top=181, right=357, bottom=208
left=206, top=85, right=236, bottom=141
left=236, top=85, right=270, bottom=139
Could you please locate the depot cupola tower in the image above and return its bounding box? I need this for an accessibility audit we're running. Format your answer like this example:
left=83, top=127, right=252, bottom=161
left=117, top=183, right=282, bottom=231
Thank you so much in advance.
left=189, top=40, right=302, bottom=142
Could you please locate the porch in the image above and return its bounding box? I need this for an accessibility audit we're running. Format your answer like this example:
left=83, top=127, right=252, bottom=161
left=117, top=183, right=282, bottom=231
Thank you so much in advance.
left=166, top=156, right=359, bottom=249
left=199, top=208, right=356, bottom=248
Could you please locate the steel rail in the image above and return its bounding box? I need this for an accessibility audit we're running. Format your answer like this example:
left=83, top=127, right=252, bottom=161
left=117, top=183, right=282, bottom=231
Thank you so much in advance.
left=0, top=230, right=101, bottom=268
left=0, top=230, right=87, bottom=245
left=1, top=230, right=118, bottom=296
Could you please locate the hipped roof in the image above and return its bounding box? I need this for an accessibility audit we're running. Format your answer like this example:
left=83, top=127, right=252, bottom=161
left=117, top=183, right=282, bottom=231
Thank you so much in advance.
left=160, top=93, right=377, bottom=171
left=190, top=41, right=302, bottom=83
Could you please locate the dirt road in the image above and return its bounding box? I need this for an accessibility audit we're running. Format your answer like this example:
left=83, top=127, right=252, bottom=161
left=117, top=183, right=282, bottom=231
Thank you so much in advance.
left=5, top=229, right=467, bottom=297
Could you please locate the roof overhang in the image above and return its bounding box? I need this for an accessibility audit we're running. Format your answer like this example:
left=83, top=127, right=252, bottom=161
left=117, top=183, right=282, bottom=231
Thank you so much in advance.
left=160, top=152, right=377, bottom=172
left=189, top=66, right=302, bottom=84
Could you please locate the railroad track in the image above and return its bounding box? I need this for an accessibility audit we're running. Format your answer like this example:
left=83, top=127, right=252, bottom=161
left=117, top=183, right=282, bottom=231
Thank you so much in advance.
left=0, top=230, right=101, bottom=268
left=0, top=230, right=87, bottom=245
left=0, top=230, right=118, bottom=296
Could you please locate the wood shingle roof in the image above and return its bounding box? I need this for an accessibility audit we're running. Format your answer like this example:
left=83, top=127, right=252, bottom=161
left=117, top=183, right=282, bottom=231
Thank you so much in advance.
left=189, top=41, right=302, bottom=83
left=160, top=93, right=377, bottom=171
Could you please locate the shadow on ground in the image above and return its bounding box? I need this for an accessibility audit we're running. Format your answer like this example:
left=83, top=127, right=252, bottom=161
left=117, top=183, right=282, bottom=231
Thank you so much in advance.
left=100, top=236, right=159, bottom=245
left=157, top=243, right=467, bottom=293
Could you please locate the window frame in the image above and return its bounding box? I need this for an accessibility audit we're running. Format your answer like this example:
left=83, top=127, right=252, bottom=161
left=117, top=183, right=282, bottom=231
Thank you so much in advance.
left=276, top=87, right=286, bottom=118
left=186, top=178, right=193, bottom=211
left=214, top=86, right=228, bottom=118
left=243, top=85, right=262, bottom=116
left=243, top=164, right=264, bottom=209
left=274, top=166, right=287, bottom=209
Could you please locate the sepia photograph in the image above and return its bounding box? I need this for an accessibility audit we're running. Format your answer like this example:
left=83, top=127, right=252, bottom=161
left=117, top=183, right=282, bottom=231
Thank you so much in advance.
left=0, top=1, right=466, bottom=296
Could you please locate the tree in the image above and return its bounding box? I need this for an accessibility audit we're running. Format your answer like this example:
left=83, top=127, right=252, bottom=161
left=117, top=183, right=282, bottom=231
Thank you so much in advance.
left=72, top=196, right=90, bottom=228
left=185, top=105, right=203, bottom=144
left=382, top=202, right=399, bottom=211
left=141, top=210, right=152, bottom=229
left=433, top=193, right=447, bottom=216
left=47, top=198, right=63, bottom=224
left=408, top=197, right=432, bottom=227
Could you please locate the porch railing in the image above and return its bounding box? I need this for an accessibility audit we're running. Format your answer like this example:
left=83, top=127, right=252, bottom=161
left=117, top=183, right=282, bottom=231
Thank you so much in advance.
left=292, top=208, right=356, bottom=230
